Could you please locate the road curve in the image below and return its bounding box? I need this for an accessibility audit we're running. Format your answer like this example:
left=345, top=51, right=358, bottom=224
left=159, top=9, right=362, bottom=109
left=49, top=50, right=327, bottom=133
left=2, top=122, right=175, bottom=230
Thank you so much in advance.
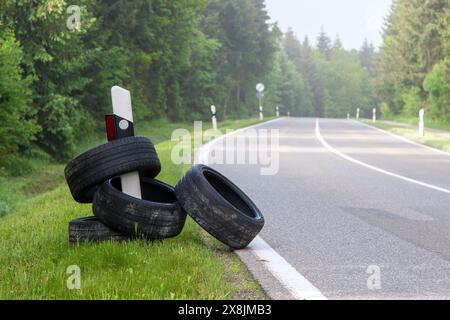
left=208, top=117, right=450, bottom=300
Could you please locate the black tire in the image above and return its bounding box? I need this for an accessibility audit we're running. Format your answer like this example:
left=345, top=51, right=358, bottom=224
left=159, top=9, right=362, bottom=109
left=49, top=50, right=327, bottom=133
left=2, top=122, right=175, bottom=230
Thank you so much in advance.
left=68, top=217, right=130, bottom=245
left=175, top=165, right=265, bottom=249
left=93, top=177, right=187, bottom=240
left=64, top=137, right=161, bottom=203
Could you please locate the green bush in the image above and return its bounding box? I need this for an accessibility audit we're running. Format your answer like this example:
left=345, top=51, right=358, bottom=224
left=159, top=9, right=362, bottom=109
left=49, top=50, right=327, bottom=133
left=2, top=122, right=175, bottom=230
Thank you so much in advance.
left=0, top=177, right=11, bottom=218
left=37, top=95, right=95, bottom=161
left=424, top=60, right=450, bottom=122
left=0, top=155, right=33, bottom=177
left=0, top=199, right=9, bottom=218
left=380, top=102, right=392, bottom=117
left=0, top=27, right=39, bottom=165
left=186, top=112, right=205, bottom=123
left=401, top=87, right=422, bottom=117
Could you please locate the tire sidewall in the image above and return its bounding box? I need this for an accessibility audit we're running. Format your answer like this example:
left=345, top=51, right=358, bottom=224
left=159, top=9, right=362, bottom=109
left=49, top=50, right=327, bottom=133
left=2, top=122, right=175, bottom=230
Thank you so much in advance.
left=93, top=177, right=186, bottom=239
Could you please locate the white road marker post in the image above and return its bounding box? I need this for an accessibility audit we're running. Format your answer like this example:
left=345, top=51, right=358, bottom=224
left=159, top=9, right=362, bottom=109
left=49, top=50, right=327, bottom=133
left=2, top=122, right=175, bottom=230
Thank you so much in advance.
left=276, top=106, right=280, bottom=118
left=356, top=108, right=360, bottom=120
left=256, top=83, right=265, bottom=121
left=211, top=105, right=218, bottom=131
left=372, top=108, right=377, bottom=123
left=287, top=111, right=290, bottom=118
left=419, top=108, right=425, bottom=137
left=110, top=86, right=142, bottom=199
left=347, top=113, right=350, bottom=120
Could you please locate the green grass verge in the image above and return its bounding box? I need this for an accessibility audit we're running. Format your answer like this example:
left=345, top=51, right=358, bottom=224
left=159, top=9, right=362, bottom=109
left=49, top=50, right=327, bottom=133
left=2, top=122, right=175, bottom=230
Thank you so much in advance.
left=0, top=118, right=270, bottom=300
left=380, top=114, right=450, bottom=132
left=361, top=119, right=450, bottom=153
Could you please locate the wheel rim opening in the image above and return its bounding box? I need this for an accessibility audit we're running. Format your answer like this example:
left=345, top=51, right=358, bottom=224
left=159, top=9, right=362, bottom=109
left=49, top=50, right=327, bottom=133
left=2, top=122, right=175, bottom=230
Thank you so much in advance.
left=203, top=171, right=256, bottom=218
left=111, top=178, right=176, bottom=204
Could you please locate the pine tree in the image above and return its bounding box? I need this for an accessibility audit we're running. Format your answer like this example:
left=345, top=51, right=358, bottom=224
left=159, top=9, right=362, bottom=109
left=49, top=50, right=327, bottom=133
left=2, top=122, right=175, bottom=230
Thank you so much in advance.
left=378, top=0, right=449, bottom=116
left=203, top=0, right=278, bottom=118
left=317, top=27, right=332, bottom=59
left=333, top=36, right=343, bottom=51
left=360, top=39, right=376, bottom=74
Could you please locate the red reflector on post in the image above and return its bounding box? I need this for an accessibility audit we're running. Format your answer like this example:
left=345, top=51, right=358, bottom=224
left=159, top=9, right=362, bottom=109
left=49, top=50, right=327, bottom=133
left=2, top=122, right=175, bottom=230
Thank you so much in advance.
left=105, top=115, right=116, bottom=141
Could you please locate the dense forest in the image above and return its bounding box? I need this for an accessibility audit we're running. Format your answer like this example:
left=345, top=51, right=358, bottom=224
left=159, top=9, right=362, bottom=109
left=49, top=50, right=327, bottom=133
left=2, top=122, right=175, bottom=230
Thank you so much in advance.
left=0, top=0, right=448, bottom=168
left=379, top=0, right=449, bottom=121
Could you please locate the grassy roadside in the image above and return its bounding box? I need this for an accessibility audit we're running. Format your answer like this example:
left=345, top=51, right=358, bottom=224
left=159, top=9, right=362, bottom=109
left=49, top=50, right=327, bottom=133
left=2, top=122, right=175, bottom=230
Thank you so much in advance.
left=378, top=115, right=450, bottom=132
left=360, top=119, right=450, bottom=153
left=0, top=118, right=270, bottom=300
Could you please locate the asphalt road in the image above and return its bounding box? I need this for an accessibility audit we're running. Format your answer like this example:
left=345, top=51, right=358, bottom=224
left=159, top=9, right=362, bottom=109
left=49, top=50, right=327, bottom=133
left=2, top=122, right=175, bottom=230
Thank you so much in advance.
left=210, top=117, right=450, bottom=300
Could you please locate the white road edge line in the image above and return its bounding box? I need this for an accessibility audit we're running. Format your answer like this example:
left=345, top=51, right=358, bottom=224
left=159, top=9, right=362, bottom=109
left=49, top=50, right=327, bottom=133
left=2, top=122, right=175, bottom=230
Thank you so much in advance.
left=196, top=117, right=327, bottom=301
left=249, top=237, right=327, bottom=300
left=196, top=117, right=283, bottom=165
left=316, top=118, right=450, bottom=195
left=350, top=119, right=450, bottom=157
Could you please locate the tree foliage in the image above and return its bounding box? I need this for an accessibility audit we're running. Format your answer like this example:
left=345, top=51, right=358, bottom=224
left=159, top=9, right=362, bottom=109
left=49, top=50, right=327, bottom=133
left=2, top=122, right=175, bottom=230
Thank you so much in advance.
left=280, top=29, right=375, bottom=118
left=0, top=0, right=448, bottom=165
left=0, top=25, right=38, bottom=164
left=379, top=0, right=449, bottom=119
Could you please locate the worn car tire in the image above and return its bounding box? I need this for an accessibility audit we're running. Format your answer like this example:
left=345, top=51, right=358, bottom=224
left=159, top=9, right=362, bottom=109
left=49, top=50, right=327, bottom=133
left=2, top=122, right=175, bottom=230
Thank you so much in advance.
left=93, top=177, right=187, bottom=240
left=68, top=217, right=130, bottom=245
left=175, top=165, right=265, bottom=249
left=64, top=137, right=161, bottom=203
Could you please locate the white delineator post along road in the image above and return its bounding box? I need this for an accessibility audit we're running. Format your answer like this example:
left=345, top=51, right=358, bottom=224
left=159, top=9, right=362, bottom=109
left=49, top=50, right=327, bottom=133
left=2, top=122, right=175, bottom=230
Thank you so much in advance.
left=372, top=108, right=377, bottom=123
left=276, top=106, right=280, bottom=118
left=211, top=105, right=218, bottom=131
left=111, top=86, right=142, bottom=199
left=419, top=108, right=425, bottom=137
left=256, top=83, right=265, bottom=121
left=356, top=108, right=360, bottom=120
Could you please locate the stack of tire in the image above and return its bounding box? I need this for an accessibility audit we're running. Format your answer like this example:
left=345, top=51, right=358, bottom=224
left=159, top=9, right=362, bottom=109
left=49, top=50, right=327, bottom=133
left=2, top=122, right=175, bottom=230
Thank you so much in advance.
left=65, top=136, right=265, bottom=249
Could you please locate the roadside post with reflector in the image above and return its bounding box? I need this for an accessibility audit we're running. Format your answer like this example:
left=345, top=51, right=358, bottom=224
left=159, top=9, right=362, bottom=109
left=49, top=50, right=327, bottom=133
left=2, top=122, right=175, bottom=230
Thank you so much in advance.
left=372, top=108, right=377, bottom=123
left=211, top=105, right=218, bottom=130
left=276, top=106, right=280, bottom=118
left=256, top=83, right=265, bottom=121
left=356, top=108, right=360, bottom=120
left=106, top=86, right=142, bottom=199
left=419, top=108, right=425, bottom=137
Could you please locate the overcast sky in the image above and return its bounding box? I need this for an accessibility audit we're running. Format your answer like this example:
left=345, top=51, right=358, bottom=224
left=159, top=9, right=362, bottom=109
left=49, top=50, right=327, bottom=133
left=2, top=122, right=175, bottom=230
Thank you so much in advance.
left=265, top=0, right=393, bottom=50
